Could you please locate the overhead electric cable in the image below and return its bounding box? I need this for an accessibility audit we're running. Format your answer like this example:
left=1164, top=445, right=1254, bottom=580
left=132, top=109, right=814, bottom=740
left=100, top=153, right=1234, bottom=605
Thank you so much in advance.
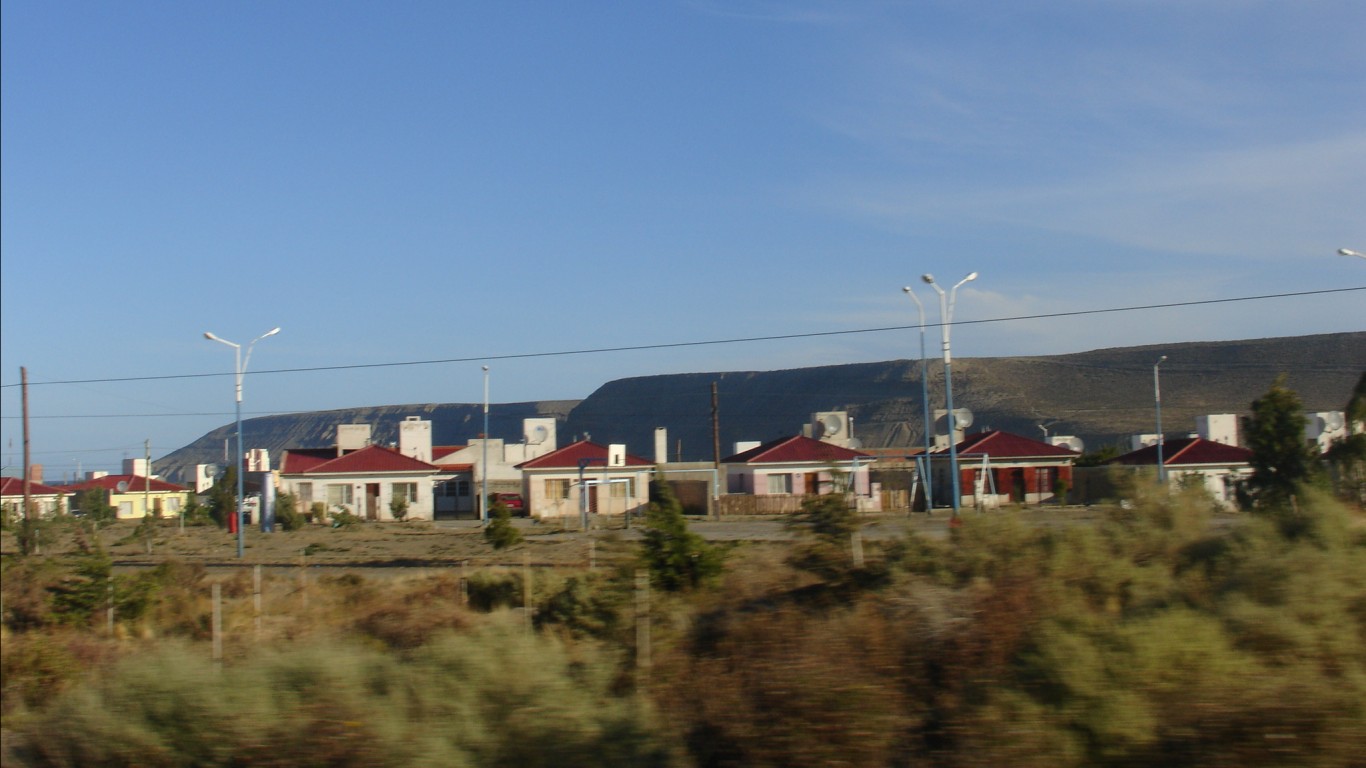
left=2, top=286, right=1362, bottom=389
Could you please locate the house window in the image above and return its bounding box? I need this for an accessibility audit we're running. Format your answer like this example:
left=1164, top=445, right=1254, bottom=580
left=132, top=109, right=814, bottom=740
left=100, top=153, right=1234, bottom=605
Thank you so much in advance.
left=545, top=479, right=570, bottom=499
left=327, top=484, right=354, bottom=507
left=118, top=501, right=134, bottom=518
left=297, top=483, right=313, bottom=505
left=393, top=483, right=418, bottom=503
left=166, top=497, right=181, bottom=513
left=610, top=478, right=633, bottom=498
left=766, top=473, right=792, bottom=494
left=457, top=480, right=470, bottom=497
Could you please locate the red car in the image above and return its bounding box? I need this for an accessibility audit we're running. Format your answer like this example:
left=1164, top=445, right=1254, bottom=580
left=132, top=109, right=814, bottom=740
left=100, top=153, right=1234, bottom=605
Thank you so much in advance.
left=492, top=493, right=524, bottom=512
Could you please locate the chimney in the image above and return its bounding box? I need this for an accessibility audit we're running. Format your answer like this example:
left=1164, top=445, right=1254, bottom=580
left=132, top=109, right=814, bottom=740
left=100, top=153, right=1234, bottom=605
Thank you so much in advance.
left=654, top=427, right=668, bottom=464
left=27, top=464, right=43, bottom=484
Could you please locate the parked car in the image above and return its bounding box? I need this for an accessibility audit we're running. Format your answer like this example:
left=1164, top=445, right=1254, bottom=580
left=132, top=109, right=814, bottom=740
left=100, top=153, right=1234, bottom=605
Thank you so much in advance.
left=492, top=492, right=524, bottom=512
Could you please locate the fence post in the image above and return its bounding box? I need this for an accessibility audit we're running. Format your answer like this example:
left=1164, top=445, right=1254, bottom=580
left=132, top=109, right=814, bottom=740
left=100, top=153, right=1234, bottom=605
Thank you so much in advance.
left=105, top=578, right=115, bottom=635
left=253, top=564, right=263, bottom=639
left=635, top=569, right=651, bottom=686
left=212, top=582, right=223, bottom=666
left=460, top=561, right=469, bottom=606
left=524, top=550, right=533, bottom=632
left=298, top=550, right=308, bottom=611
left=851, top=529, right=865, bottom=568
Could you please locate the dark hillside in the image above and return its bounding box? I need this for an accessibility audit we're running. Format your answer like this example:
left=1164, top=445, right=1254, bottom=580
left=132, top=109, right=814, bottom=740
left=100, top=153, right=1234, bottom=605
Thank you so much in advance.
left=155, top=332, right=1363, bottom=478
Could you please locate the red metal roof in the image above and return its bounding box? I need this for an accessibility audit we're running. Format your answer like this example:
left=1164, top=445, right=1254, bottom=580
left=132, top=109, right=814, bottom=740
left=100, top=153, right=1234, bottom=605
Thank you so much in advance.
left=286, top=444, right=441, bottom=475
left=431, top=446, right=466, bottom=461
left=723, top=435, right=871, bottom=464
left=1110, top=437, right=1253, bottom=467
left=517, top=440, right=652, bottom=470
left=0, top=477, right=69, bottom=496
left=63, top=475, right=189, bottom=493
left=280, top=448, right=340, bottom=474
left=935, top=430, right=1079, bottom=459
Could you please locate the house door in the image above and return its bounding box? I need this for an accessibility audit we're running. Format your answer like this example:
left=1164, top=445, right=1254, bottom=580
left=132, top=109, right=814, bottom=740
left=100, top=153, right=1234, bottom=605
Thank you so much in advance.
left=588, top=484, right=600, bottom=515
left=804, top=472, right=820, bottom=495
left=366, top=484, right=380, bottom=520
left=1010, top=470, right=1026, bottom=502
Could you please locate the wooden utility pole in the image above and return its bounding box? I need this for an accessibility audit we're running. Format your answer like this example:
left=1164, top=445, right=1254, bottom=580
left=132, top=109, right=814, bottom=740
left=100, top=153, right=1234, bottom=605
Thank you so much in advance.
left=711, top=381, right=721, bottom=519
left=21, top=367, right=33, bottom=555
left=711, top=382, right=721, bottom=468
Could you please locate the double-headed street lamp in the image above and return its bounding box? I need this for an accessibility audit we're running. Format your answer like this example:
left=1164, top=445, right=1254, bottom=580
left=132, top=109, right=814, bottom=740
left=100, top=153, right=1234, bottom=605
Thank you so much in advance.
left=901, top=286, right=934, bottom=513
left=921, top=271, right=978, bottom=519
left=204, top=327, right=280, bottom=559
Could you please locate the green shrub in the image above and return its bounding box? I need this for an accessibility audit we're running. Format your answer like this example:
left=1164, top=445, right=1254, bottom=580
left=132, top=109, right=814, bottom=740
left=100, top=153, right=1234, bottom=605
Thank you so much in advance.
left=484, top=501, right=522, bottom=549
left=13, top=622, right=669, bottom=767
left=534, top=573, right=628, bottom=639
left=331, top=509, right=363, bottom=528
left=274, top=492, right=305, bottom=531
left=640, top=479, right=722, bottom=592
left=464, top=571, right=522, bottom=612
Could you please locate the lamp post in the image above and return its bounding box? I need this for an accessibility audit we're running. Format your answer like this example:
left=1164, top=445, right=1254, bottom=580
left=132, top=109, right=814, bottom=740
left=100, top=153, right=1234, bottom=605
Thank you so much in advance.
left=480, top=365, right=490, bottom=524
left=204, top=327, right=280, bottom=559
left=1339, top=248, right=1366, bottom=260
left=921, top=271, right=978, bottom=519
left=901, top=286, right=934, bottom=513
left=1154, top=355, right=1167, bottom=484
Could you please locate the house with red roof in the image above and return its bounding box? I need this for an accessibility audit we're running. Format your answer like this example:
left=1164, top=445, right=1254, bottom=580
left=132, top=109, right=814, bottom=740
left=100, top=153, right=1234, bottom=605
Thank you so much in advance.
left=722, top=435, right=880, bottom=512
left=933, top=430, right=1079, bottom=509
left=279, top=444, right=445, bottom=521
left=516, top=440, right=652, bottom=521
left=63, top=474, right=192, bottom=520
left=1108, top=436, right=1253, bottom=509
left=1, top=476, right=70, bottom=519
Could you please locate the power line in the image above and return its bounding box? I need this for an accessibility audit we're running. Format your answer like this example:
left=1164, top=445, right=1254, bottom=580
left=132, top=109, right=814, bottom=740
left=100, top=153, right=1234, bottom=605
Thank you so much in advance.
left=3, top=286, right=1362, bottom=390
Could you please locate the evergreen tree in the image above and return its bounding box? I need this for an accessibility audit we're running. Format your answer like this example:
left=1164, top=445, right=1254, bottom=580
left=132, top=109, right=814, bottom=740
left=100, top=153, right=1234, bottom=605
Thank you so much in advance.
left=1243, top=377, right=1319, bottom=509
left=484, top=499, right=522, bottom=549
left=1322, top=371, right=1366, bottom=504
left=640, top=479, right=722, bottom=592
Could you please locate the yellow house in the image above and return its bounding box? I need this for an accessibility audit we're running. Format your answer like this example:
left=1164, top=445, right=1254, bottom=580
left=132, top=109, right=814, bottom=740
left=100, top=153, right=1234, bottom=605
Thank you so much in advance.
left=67, top=474, right=192, bottom=519
left=1, top=476, right=69, bottom=519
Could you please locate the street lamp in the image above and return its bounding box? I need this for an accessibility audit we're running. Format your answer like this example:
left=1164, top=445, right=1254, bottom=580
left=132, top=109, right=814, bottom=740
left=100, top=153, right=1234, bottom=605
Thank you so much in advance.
left=204, top=327, right=280, bottom=559
left=480, top=365, right=490, bottom=524
left=921, top=271, right=978, bottom=518
left=901, top=286, right=934, bottom=513
left=1339, top=248, right=1366, bottom=260
left=1154, top=355, right=1167, bottom=484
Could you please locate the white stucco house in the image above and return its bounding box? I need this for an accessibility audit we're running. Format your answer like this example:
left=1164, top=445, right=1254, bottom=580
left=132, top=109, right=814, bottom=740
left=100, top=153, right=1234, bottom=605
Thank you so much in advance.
left=516, top=440, right=653, bottom=521
left=1109, top=436, right=1254, bottom=509
left=722, top=434, right=880, bottom=512
left=279, top=444, right=443, bottom=521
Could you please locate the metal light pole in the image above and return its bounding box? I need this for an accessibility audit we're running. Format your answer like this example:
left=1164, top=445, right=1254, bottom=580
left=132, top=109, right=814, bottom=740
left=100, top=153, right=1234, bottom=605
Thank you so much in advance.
left=1339, top=248, right=1366, bottom=260
left=1154, top=355, right=1167, bottom=484
left=205, top=327, right=280, bottom=559
left=480, top=365, right=490, bottom=524
left=901, top=286, right=934, bottom=513
left=922, top=271, right=978, bottom=518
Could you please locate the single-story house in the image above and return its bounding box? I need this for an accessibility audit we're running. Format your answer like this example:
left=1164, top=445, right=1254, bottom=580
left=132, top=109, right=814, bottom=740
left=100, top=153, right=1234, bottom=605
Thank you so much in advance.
left=1, top=476, right=69, bottom=519
left=1108, top=436, right=1254, bottom=509
left=517, top=440, right=653, bottom=521
left=63, top=474, right=192, bottom=519
left=278, top=444, right=444, bottom=521
left=722, top=435, right=880, bottom=512
left=933, top=430, right=1079, bottom=509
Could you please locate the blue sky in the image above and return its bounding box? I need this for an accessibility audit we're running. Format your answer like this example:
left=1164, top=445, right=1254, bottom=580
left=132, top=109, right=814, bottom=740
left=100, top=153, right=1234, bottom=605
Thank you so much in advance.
left=3, top=1, right=1363, bottom=478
